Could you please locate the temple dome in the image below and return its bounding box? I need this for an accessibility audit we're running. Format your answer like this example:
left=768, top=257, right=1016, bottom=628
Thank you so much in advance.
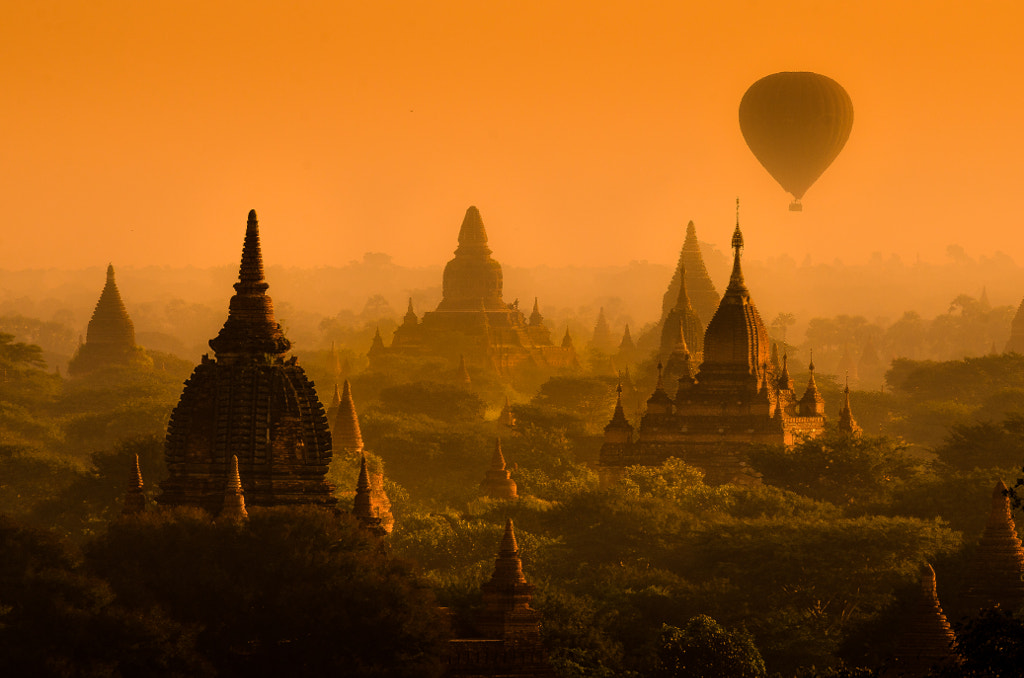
left=699, top=216, right=769, bottom=387
left=159, top=210, right=334, bottom=513
left=437, top=206, right=505, bottom=311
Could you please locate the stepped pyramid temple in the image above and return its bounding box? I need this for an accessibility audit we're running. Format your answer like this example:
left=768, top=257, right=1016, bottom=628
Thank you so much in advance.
left=960, top=480, right=1024, bottom=613
left=447, top=519, right=553, bottom=677
left=158, top=210, right=335, bottom=513
left=599, top=207, right=826, bottom=485
left=368, top=206, right=576, bottom=379
left=885, top=564, right=957, bottom=677
left=68, top=265, right=150, bottom=375
left=637, top=220, right=721, bottom=355
left=1006, top=298, right=1024, bottom=353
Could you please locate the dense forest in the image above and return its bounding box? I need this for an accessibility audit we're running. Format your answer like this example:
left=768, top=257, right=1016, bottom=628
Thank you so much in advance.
left=2, top=282, right=1024, bottom=677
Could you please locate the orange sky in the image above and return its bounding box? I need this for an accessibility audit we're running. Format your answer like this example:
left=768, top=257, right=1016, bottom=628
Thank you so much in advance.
left=2, top=1, right=1022, bottom=270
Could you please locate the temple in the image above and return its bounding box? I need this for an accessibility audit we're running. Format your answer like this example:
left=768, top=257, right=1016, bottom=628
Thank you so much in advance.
left=68, top=264, right=150, bottom=375
left=1006, top=298, right=1024, bottom=353
left=599, top=205, right=826, bottom=485
left=446, top=519, right=554, bottom=677
left=158, top=210, right=335, bottom=513
left=480, top=439, right=518, bottom=500
left=353, top=455, right=391, bottom=536
left=368, top=206, right=576, bottom=381
left=636, top=220, right=720, bottom=355
left=960, top=480, right=1024, bottom=613
left=885, top=564, right=957, bottom=677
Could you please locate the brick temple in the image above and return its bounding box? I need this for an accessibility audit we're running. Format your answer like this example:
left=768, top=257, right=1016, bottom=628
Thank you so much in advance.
left=68, top=264, right=150, bottom=375
left=368, top=206, right=576, bottom=380
left=600, top=207, right=826, bottom=484
left=158, top=210, right=335, bottom=513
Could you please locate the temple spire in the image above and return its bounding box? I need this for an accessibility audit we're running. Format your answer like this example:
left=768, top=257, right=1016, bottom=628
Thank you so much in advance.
left=208, top=210, right=290, bottom=358
left=353, top=455, right=385, bottom=534
left=727, top=198, right=748, bottom=295
left=961, top=480, right=1024, bottom=612
left=455, top=205, right=491, bottom=254
left=220, top=455, right=248, bottom=521
left=121, top=454, right=146, bottom=515
left=333, top=379, right=364, bottom=456
left=477, top=518, right=541, bottom=641
left=838, top=376, right=862, bottom=435
left=529, top=298, right=543, bottom=326
left=799, top=353, right=825, bottom=416
left=481, top=439, right=518, bottom=499
left=457, top=354, right=472, bottom=387
left=561, top=327, right=574, bottom=349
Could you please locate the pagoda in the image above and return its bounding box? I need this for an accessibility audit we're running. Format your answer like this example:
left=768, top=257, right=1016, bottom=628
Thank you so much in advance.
left=659, top=262, right=704, bottom=362
left=480, top=439, right=518, bottom=500
left=886, top=564, right=957, bottom=677
left=1006, top=298, right=1024, bottom=353
left=368, top=206, right=576, bottom=380
left=158, top=210, right=335, bottom=513
left=599, top=204, right=826, bottom=485
left=68, top=265, right=150, bottom=375
left=960, top=480, right=1024, bottom=613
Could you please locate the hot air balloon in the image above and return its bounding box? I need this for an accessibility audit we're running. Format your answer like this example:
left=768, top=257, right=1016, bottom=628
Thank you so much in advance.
left=739, top=72, right=853, bottom=211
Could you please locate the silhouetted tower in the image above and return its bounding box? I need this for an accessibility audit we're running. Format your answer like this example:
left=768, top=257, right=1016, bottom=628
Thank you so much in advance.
left=480, top=439, right=518, bottom=500
left=477, top=519, right=542, bottom=642
left=660, top=263, right=705, bottom=362
left=798, top=355, right=826, bottom=417
left=68, top=264, right=149, bottom=375
left=1006, top=298, right=1024, bottom=354
left=326, top=383, right=342, bottom=430
left=353, top=455, right=387, bottom=536
left=590, top=308, right=615, bottom=353
left=660, top=220, right=721, bottom=332
left=960, top=480, right=1024, bottom=613
left=837, top=378, right=862, bottom=436
left=887, top=564, right=956, bottom=677
left=159, top=210, right=334, bottom=513
left=333, top=379, right=364, bottom=457
left=457, top=354, right=472, bottom=387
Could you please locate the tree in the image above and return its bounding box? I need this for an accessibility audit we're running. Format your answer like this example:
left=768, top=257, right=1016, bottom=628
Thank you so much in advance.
left=85, top=506, right=450, bottom=678
left=748, top=430, right=921, bottom=506
left=653, top=616, right=766, bottom=678
left=0, top=515, right=208, bottom=677
left=376, top=380, right=485, bottom=422
left=937, top=608, right=1024, bottom=677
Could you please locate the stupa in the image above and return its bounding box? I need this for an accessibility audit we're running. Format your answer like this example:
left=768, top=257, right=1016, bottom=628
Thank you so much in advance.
left=159, top=210, right=335, bottom=513
left=1006, top=298, right=1024, bottom=353
left=368, top=206, right=576, bottom=379
left=600, top=204, right=825, bottom=484
left=67, top=265, right=150, bottom=375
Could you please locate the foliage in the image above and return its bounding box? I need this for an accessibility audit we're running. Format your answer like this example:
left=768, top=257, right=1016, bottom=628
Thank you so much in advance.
left=748, top=431, right=922, bottom=506
left=937, top=608, right=1024, bottom=677
left=932, top=415, right=1024, bottom=472
left=0, top=515, right=209, bottom=677
left=376, top=380, right=486, bottom=422
left=653, top=615, right=766, bottom=678
left=86, top=506, right=450, bottom=678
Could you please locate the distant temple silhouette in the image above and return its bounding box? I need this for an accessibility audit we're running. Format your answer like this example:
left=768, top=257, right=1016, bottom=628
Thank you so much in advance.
left=68, top=264, right=150, bottom=375
left=368, top=206, right=576, bottom=380
left=1006, top=298, right=1024, bottom=353
left=600, top=205, right=826, bottom=484
left=158, top=210, right=335, bottom=513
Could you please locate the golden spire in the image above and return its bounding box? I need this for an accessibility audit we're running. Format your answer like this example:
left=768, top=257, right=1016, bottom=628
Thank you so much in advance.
left=333, top=379, right=364, bottom=455
left=121, top=453, right=146, bottom=515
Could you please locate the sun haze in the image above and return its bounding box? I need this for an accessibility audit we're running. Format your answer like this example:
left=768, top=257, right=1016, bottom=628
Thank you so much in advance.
left=1, top=1, right=1021, bottom=269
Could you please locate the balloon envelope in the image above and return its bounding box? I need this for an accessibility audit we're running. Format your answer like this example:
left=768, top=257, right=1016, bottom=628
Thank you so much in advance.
left=739, top=72, right=853, bottom=209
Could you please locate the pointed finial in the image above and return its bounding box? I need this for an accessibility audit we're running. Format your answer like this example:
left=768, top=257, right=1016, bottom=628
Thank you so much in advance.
left=500, top=518, right=519, bottom=555
left=121, top=453, right=146, bottom=515
left=809, top=349, right=815, bottom=372
left=357, top=454, right=371, bottom=493
left=334, top=379, right=364, bottom=454
left=220, top=455, right=248, bottom=521
left=106, top=263, right=116, bottom=282
left=130, top=453, right=143, bottom=490
left=656, top=361, right=664, bottom=389
left=491, top=438, right=507, bottom=470
left=732, top=198, right=744, bottom=251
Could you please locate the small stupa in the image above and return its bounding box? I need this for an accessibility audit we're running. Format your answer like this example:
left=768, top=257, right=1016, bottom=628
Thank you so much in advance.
left=68, top=265, right=150, bottom=375
left=480, top=439, right=518, bottom=500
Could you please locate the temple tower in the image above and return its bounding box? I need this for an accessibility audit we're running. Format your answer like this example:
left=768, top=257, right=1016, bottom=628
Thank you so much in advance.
left=659, top=220, right=721, bottom=334
left=68, top=265, right=149, bottom=375
left=333, top=379, right=365, bottom=457
left=659, top=263, right=705, bottom=361
left=159, top=210, right=334, bottom=513
left=887, top=564, right=957, bottom=677
left=480, top=439, right=518, bottom=500
left=326, top=383, right=342, bottom=430
left=477, top=519, right=542, bottom=642
left=353, top=455, right=389, bottom=535
left=220, top=455, right=249, bottom=522
left=1006, top=298, right=1024, bottom=353
left=590, top=308, right=615, bottom=353
left=837, top=379, right=862, bottom=435
left=961, top=480, right=1024, bottom=613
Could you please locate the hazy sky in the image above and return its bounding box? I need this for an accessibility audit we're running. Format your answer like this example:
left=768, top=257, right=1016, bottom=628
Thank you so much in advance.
left=2, top=1, right=1021, bottom=270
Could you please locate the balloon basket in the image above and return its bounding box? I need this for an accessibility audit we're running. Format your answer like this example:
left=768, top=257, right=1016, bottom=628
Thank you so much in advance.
left=789, top=200, right=803, bottom=212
